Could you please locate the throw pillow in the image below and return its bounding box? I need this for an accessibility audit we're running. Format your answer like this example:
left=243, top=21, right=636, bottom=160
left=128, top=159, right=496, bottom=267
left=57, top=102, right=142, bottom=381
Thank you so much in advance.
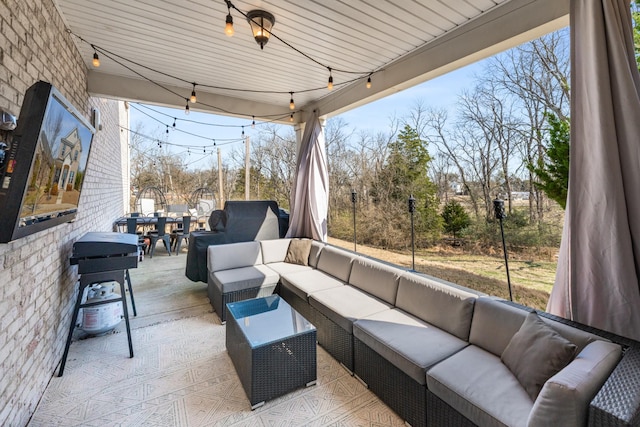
left=284, top=239, right=312, bottom=266
left=501, top=312, right=577, bottom=401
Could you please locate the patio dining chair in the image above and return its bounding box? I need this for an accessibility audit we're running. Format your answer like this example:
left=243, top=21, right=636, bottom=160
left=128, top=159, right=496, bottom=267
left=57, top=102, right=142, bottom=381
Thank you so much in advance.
left=147, top=217, right=172, bottom=258
left=171, top=215, right=192, bottom=255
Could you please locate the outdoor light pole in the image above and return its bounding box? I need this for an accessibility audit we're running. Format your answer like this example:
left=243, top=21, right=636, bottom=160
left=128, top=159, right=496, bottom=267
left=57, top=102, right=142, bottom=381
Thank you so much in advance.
left=351, top=189, right=357, bottom=251
left=408, top=194, right=416, bottom=271
left=494, top=199, right=513, bottom=301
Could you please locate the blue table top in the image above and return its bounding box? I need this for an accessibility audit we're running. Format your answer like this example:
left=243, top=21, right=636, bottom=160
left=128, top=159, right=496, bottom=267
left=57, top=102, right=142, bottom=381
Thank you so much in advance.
left=227, top=295, right=315, bottom=348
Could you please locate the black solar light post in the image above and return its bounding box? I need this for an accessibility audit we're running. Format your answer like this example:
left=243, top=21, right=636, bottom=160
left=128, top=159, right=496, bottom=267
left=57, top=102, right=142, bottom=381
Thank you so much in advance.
left=408, top=194, right=416, bottom=271
left=494, top=199, right=513, bottom=301
left=351, top=189, right=357, bottom=251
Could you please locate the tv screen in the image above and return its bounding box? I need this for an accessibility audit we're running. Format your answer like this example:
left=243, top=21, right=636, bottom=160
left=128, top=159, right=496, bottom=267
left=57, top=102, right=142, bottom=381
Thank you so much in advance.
left=0, top=81, right=95, bottom=243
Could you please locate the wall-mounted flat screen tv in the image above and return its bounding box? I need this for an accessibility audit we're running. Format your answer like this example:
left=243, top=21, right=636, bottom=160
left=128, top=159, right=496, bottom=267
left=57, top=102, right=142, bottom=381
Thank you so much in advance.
left=0, top=81, right=95, bottom=243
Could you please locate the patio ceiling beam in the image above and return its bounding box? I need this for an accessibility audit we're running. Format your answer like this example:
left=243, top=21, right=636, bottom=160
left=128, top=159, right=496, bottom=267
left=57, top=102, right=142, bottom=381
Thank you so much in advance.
left=310, top=0, right=570, bottom=118
left=86, top=71, right=292, bottom=123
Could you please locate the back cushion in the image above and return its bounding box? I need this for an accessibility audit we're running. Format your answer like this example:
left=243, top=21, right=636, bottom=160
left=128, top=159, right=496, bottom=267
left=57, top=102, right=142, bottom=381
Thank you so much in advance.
left=349, top=258, right=402, bottom=305
left=309, top=241, right=324, bottom=268
left=396, top=274, right=477, bottom=340
left=316, top=245, right=357, bottom=282
left=260, top=238, right=291, bottom=264
left=207, top=241, right=262, bottom=272
left=469, top=297, right=528, bottom=356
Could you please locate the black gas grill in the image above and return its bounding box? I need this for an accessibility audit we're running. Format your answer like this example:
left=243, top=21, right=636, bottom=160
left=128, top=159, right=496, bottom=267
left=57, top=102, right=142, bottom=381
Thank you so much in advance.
left=59, top=232, right=139, bottom=376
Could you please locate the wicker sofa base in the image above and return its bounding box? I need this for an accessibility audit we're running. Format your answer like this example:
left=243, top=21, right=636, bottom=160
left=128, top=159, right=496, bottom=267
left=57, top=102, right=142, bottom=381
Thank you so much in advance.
left=278, top=285, right=318, bottom=326
left=354, top=337, right=426, bottom=427
left=426, top=389, right=478, bottom=427
left=312, top=308, right=354, bottom=372
left=208, top=279, right=277, bottom=323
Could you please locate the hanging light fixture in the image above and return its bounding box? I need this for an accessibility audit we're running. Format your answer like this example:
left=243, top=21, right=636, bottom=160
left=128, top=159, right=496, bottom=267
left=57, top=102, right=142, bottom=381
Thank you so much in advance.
left=327, top=68, right=334, bottom=90
left=91, top=45, right=100, bottom=67
left=289, top=92, right=295, bottom=110
left=190, top=83, right=197, bottom=103
left=246, top=9, right=275, bottom=49
left=366, top=74, right=372, bottom=89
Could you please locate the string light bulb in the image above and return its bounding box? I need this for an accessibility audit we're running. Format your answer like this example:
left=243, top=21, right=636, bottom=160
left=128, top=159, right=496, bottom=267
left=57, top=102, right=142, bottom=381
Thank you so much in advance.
left=327, top=68, right=333, bottom=90
left=289, top=92, right=295, bottom=110
left=289, top=113, right=294, bottom=122
left=241, top=126, right=245, bottom=137
left=190, top=83, right=197, bottom=103
left=225, top=12, right=234, bottom=36
left=166, top=125, right=169, bottom=134
left=251, top=116, right=256, bottom=128
left=184, top=102, right=190, bottom=115
left=366, top=75, right=372, bottom=89
left=92, top=48, right=100, bottom=67
left=172, top=118, right=176, bottom=128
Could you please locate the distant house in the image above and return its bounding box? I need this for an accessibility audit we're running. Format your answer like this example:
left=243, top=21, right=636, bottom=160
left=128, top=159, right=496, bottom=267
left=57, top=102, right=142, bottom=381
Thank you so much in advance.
left=511, top=191, right=530, bottom=201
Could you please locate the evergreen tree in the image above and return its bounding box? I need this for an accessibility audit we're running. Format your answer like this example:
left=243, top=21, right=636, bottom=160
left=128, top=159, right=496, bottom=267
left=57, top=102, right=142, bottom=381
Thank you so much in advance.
left=441, top=200, right=471, bottom=239
left=528, top=113, right=570, bottom=209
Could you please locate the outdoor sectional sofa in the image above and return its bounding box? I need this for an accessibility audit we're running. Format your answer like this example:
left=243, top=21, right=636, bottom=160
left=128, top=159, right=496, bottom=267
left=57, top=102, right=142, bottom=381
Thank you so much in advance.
left=206, top=238, right=640, bottom=427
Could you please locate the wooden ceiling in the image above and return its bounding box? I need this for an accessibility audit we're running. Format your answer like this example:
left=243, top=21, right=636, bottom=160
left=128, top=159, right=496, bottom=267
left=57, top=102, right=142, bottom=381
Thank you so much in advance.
left=54, top=0, right=569, bottom=123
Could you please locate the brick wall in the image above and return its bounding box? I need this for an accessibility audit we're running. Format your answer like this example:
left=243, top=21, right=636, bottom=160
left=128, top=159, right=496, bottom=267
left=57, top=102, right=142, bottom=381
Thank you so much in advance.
left=0, top=1, right=127, bottom=425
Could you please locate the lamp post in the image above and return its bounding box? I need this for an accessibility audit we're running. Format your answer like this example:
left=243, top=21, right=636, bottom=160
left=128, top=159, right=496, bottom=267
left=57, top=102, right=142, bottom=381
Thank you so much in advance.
left=493, top=199, right=513, bottom=301
left=351, top=189, right=357, bottom=251
left=408, top=194, right=416, bottom=271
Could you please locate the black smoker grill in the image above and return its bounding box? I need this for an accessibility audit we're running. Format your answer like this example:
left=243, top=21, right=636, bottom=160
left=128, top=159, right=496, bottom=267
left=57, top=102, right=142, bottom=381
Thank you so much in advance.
left=58, top=232, right=139, bottom=376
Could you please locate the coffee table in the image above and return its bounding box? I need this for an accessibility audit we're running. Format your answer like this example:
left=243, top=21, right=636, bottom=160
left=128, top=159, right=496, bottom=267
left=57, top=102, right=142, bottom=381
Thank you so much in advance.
left=226, top=295, right=317, bottom=409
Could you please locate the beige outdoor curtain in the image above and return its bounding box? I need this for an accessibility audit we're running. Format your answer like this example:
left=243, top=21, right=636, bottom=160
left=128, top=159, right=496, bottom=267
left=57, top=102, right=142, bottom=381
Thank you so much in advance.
left=286, top=110, right=329, bottom=241
left=549, top=0, right=640, bottom=341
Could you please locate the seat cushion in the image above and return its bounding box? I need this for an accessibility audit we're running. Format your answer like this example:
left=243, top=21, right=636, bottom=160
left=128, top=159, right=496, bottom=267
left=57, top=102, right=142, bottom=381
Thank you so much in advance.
left=208, top=241, right=262, bottom=272
left=427, top=345, right=533, bottom=427
left=309, top=286, right=392, bottom=333
left=316, top=245, right=358, bottom=282
left=354, top=309, right=468, bottom=384
left=266, top=261, right=312, bottom=276
left=260, top=238, right=291, bottom=264
left=280, top=269, right=345, bottom=302
left=212, top=264, right=280, bottom=293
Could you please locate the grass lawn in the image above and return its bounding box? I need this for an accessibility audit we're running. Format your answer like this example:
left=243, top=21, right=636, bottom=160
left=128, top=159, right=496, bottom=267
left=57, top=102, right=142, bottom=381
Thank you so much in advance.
left=328, top=237, right=556, bottom=311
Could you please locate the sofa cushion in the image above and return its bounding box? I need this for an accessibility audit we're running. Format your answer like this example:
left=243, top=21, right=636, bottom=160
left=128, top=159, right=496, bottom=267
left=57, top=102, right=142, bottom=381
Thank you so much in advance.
left=309, top=286, right=392, bottom=333
left=260, top=238, right=291, bottom=264
left=527, top=340, right=621, bottom=427
left=284, top=238, right=312, bottom=266
left=396, top=273, right=477, bottom=341
left=354, top=309, right=468, bottom=384
left=427, top=345, right=533, bottom=427
left=349, top=258, right=402, bottom=305
left=316, top=245, right=358, bottom=282
left=212, top=264, right=280, bottom=293
left=280, top=269, right=344, bottom=302
left=309, top=241, right=324, bottom=268
left=265, top=261, right=312, bottom=276
left=208, top=241, right=262, bottom=272
left=469, top=297, right=529, bottom=356
left=501, top=312, right=577, bottom=400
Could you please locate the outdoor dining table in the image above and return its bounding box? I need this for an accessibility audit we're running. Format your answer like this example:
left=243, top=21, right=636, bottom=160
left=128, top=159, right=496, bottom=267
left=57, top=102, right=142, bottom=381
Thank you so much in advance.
left=113, top=215, right=196, bottom=233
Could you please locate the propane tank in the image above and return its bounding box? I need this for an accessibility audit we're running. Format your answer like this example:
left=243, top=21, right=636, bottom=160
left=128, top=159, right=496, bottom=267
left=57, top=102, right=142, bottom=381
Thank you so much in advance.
left=80, top=283, right=123, bottom=336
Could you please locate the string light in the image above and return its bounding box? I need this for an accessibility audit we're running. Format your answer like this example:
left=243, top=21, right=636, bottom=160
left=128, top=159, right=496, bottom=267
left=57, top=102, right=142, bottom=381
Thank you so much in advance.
left=190, top=83, right=197, bottom=103
left=241, top=126, right=245, bottom=137
left=327, top=68, right=333, bottom=90
left=251, top=116, right=256, bottom=128
left=289, top=113, right=294, bottom=122
left=166, top=125, right=169, bottom=134
left=366, top=75, right=372, bottom=89
left=224, top=0, right=234, bottom=36
left=172, top=118, right=176, bottom=128
left=184, top=102, right=190, bottom=115
left=289, top=92, right=295, bottom=110
left=91, top=45, right=100, bottom=67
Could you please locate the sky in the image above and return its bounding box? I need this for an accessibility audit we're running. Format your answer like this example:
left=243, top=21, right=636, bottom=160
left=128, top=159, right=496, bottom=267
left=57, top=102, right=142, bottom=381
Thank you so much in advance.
left=129, top=61, right=484, bottom=171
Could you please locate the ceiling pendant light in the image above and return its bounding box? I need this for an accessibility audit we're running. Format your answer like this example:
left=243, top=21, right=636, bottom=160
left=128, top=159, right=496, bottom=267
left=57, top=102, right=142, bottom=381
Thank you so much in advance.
left=289, top=92, right=295, bottom=110
left=366, top=75, right=372, bottom=89
left=246, top=9, right=275, bottom=49
left=190, top=83, right=197, bottom=103
left=327, top=68, right=334, bottom=90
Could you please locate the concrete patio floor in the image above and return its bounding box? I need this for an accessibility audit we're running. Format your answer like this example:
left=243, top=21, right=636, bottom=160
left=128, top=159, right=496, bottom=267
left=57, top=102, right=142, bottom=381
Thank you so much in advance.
left=28, top=249, right=404, bottom=426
